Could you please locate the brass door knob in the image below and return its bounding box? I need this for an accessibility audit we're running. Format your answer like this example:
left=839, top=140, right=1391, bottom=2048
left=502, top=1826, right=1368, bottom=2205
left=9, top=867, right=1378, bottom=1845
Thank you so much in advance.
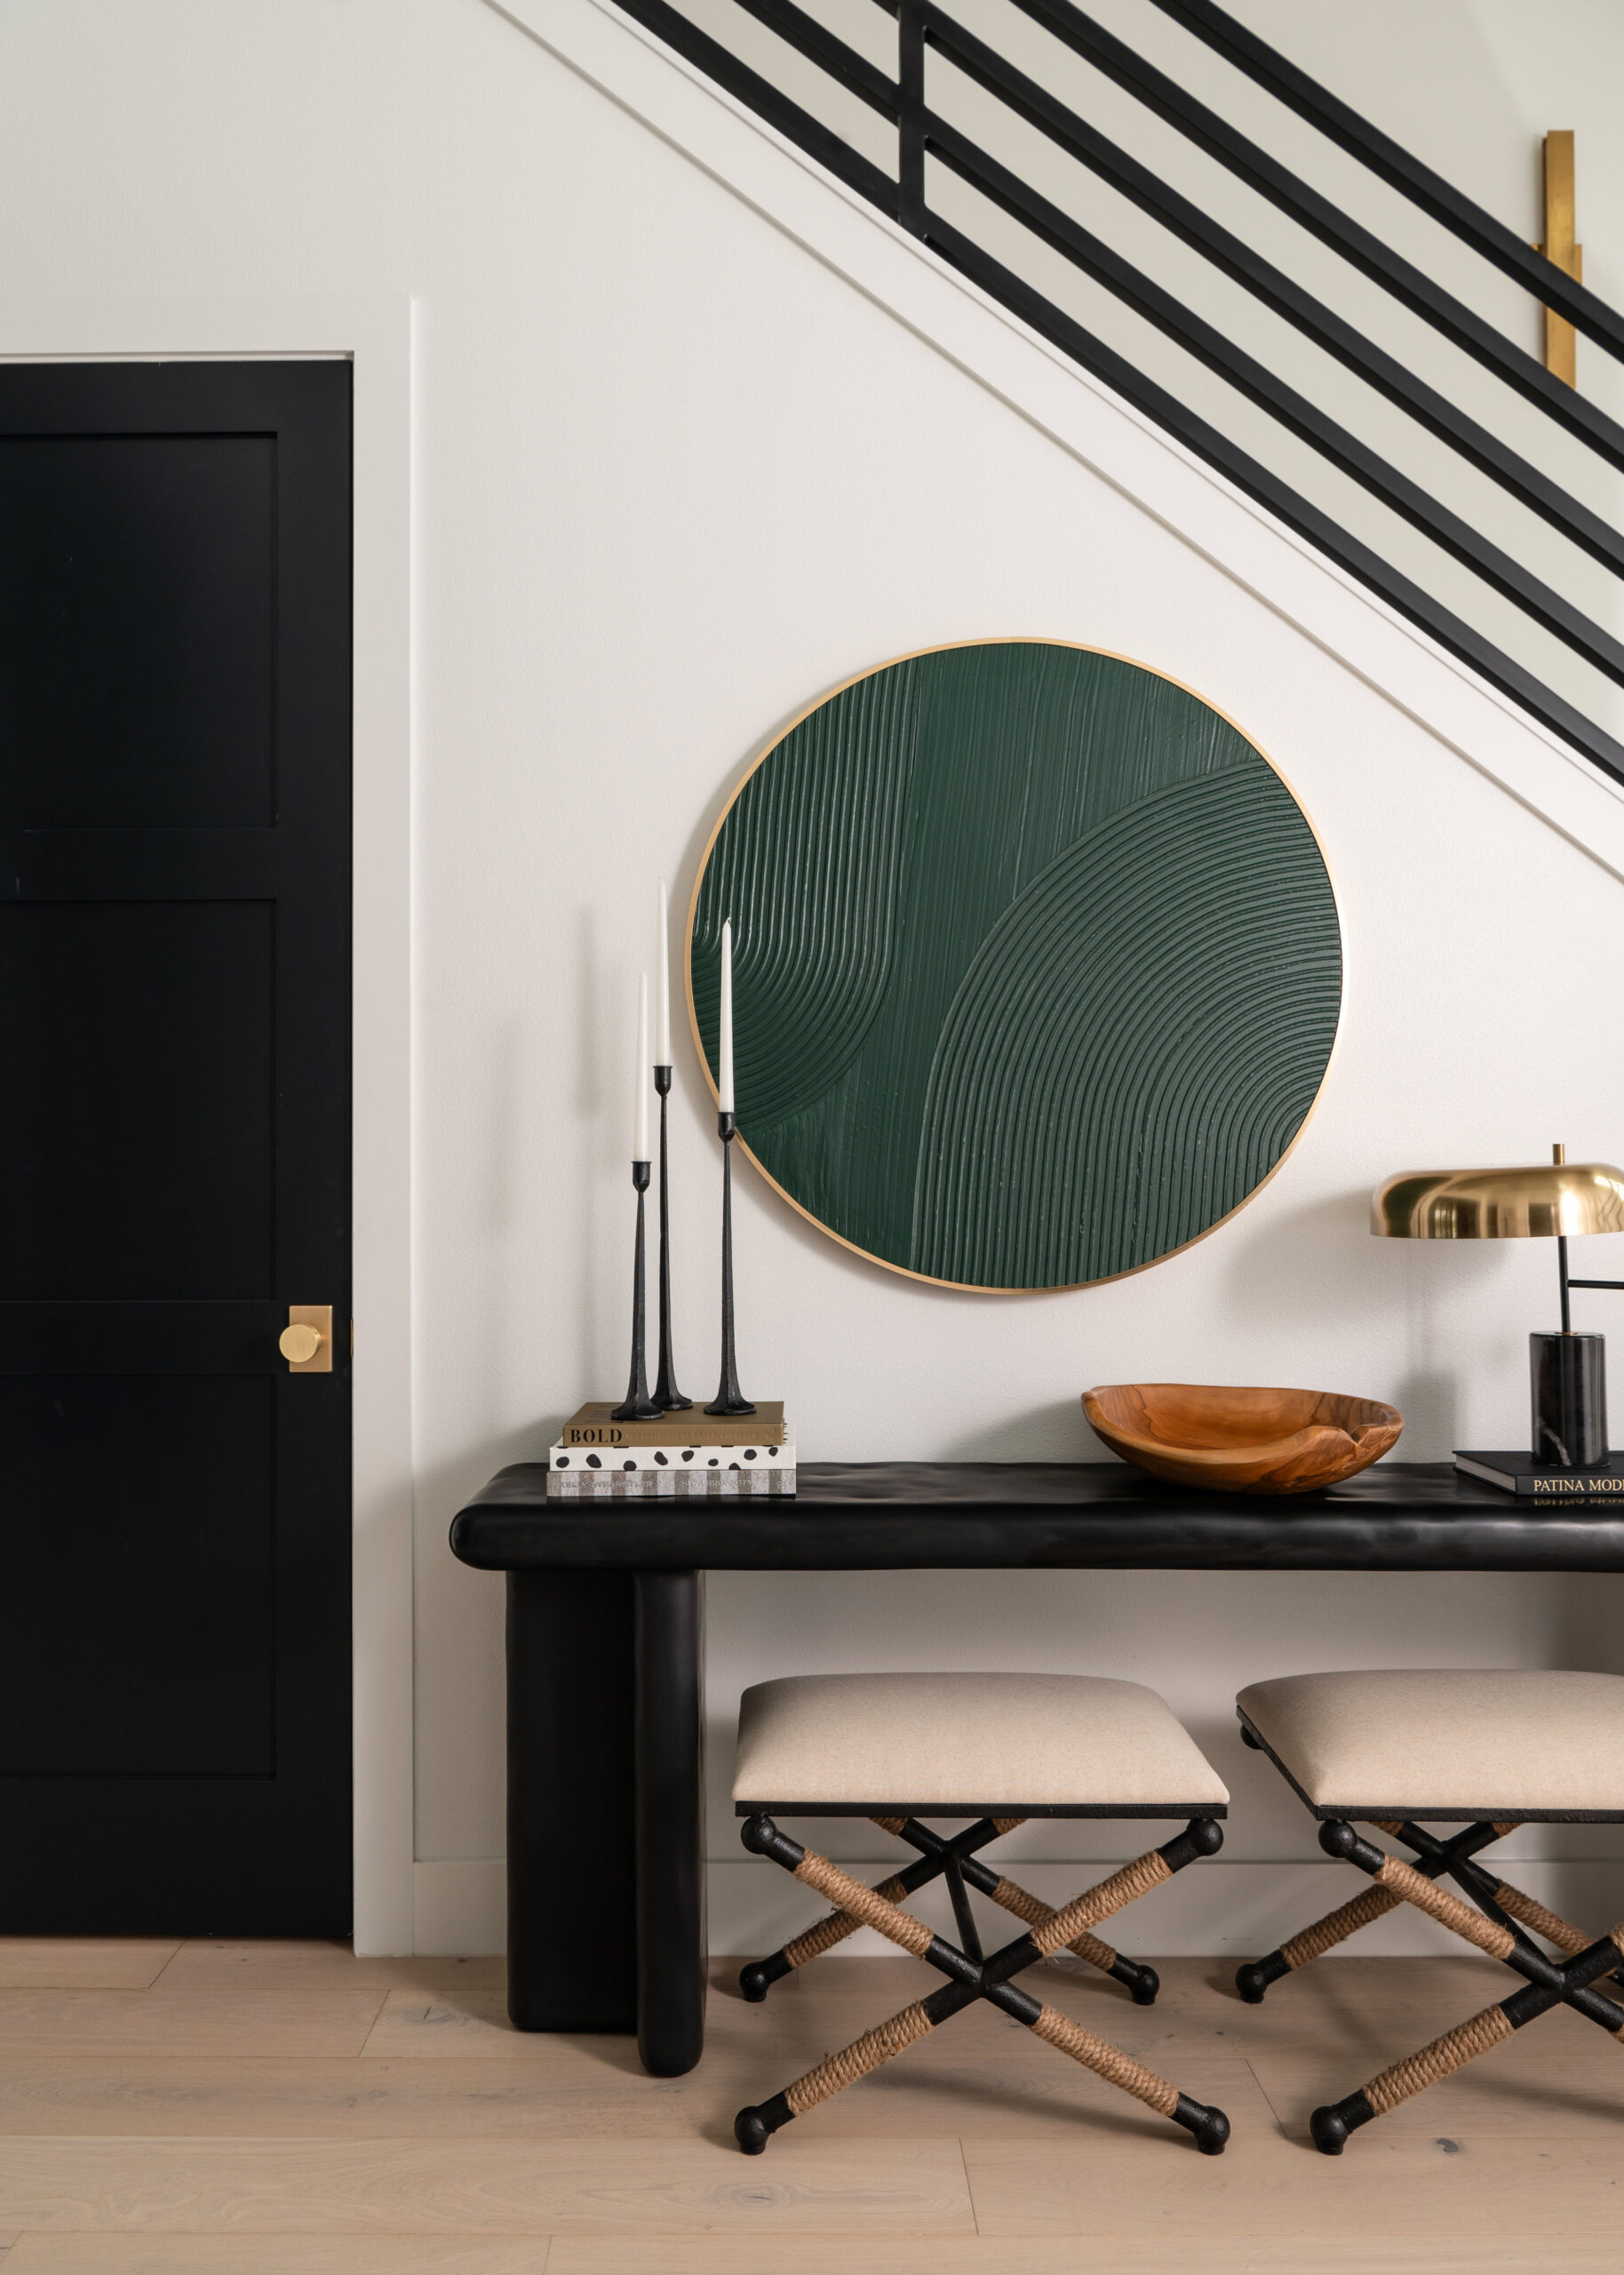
left=280, top=1305, right=334, bottom=1372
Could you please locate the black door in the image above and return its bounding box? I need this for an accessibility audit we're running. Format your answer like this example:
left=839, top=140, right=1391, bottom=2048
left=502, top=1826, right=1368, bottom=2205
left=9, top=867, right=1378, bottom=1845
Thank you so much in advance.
left=0, top=362, right=353, bottom=1933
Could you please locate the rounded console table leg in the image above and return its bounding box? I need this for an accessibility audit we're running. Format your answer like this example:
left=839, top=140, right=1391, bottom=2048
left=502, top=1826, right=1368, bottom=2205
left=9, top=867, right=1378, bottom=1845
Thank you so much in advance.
left=506, top=1570, right=637, bottom=2032
left=634, top=1569, right=707, bottom=2077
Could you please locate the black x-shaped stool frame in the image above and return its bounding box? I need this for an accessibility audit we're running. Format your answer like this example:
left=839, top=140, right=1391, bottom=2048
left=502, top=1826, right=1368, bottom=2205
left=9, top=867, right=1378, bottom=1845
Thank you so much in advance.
left=1234, top=1729, right=1624, bottom=2152
left=741, top=1813, right=1161, bottom=2008
left=734, top=1812, right=1230, bottom=2156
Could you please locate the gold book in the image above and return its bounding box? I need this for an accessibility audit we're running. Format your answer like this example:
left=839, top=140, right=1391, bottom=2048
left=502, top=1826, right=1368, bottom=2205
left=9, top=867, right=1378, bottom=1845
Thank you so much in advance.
left=558, top=1401, right=786, bottom=1449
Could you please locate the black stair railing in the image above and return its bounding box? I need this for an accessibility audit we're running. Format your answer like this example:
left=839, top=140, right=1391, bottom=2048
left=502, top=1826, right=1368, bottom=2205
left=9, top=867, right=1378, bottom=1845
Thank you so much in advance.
left=611, top=0, right=1624, bottom=785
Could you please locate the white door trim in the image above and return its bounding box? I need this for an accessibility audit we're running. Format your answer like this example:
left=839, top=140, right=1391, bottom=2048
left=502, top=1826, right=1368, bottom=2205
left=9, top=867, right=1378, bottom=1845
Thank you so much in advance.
left=0, top=298, right=416, bottom=1954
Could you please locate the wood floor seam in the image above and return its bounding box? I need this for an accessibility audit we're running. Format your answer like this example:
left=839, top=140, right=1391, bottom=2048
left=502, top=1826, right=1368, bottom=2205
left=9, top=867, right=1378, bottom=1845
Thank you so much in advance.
left=1241, top=2053, right=1290, bottom=2131
left=143, top=1943, right=186, bottom=1991
left=957, top=2135, right=979, bottom=2237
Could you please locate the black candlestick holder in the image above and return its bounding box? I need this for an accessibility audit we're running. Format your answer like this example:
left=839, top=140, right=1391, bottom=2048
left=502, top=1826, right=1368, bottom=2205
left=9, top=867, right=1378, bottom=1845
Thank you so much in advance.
left=651, top=1065, right=690, bottom=1411
left=706, top=1111, right=756, bottom=1417
left=610, top=1159, right=662, bottom=1422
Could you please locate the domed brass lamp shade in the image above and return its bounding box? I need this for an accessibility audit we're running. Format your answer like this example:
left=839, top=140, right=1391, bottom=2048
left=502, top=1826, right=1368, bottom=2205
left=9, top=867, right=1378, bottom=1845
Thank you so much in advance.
left=1371, top=1160, right=1624, bottom=1243
left=1372, top=1145, right=1624, bottom=1466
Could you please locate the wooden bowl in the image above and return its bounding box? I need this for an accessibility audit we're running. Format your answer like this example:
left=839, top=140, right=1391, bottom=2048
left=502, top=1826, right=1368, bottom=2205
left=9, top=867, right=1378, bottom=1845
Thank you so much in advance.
left=1082, top=1383, right=1403, bottom=1495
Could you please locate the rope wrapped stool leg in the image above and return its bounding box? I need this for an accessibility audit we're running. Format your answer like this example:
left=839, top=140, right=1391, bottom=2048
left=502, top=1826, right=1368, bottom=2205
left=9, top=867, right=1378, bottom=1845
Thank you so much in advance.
left=1028, top=1848, right=1174, bottom=1953
left=740, top=1812, right=1162, bottom=2008
left=1363, top=1850, right=1517, bottom=1958
left=879, top=1813, right=1161, bottom=2001
left=735, top=1812, right=1230, bottom=2158
left=782, top=2000, right=937, bottom=2118
left=1282, top=1884, right=1402, bottom=1964
left=1365, top=2005, right=1516, bottom=2113
left=1491, top=1880, right=1624, bottom=1988
left=1029, top=2004, right=1182, bottom=2119
left=1311, top=2004, right=1516, bottom=2154
left=737, top=1816, right=1015, bottom=2002
left=1492, top=1880, right=1591, bottom=1954
left=1236, top=1820, right=1517, bottom=2003
left=983, top=1869, right=1161, bottom=2004
left=1305, top=1826, right=1624, bottom=2153
left=1483, top=1877, right=1624, bottom=1990
left=784, top=1844, right=941, bottom=1959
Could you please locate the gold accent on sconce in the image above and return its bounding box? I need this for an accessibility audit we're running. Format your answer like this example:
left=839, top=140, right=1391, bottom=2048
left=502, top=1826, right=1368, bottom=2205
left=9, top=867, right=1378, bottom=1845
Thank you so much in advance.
left=1539, top=132, right=1581, bottom=387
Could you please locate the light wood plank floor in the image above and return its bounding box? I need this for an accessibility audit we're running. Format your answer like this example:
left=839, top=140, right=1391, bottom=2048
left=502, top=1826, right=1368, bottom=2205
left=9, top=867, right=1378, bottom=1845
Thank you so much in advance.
left=0, top=1940, right=1619, bottom=2270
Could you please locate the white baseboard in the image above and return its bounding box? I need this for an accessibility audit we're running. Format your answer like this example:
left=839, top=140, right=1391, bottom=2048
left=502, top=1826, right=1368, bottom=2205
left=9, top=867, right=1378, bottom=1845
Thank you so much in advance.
left=411, top=1852, right=1624, bottom=1960
left=413, top=1858, right=506, bottom=1955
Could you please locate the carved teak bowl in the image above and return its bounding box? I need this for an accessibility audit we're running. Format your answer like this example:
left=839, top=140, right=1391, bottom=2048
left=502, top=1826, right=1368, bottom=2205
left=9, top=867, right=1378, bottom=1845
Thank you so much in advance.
left=1082, top=1383, right=1404, bottom=1495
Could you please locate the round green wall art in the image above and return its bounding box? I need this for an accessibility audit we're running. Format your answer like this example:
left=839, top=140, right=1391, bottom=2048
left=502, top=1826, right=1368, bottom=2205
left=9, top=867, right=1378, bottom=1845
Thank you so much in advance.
left=687, top=640, right=1342, bottom=1291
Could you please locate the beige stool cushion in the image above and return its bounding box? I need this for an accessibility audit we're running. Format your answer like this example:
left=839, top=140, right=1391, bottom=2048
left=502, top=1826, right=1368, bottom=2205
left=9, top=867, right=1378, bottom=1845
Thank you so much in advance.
left=733, top=1672, right=1228, bottom=1812
left=1238, top=1669, right=1624, bottom=1818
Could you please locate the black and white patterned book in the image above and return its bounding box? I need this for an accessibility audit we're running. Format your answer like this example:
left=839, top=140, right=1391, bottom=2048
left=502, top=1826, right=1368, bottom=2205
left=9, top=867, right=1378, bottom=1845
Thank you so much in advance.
left=546, top=1435, right=795, bottom=1497
left=549, top=1438, right=793, bottom=1474
left=548, top=1465, right=795, bottom=1498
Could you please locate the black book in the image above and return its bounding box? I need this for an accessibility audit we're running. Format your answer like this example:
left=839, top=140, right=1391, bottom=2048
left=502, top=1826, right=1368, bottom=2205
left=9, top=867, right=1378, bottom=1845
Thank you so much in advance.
left=1454, top=1450, right=1624, bottom=1499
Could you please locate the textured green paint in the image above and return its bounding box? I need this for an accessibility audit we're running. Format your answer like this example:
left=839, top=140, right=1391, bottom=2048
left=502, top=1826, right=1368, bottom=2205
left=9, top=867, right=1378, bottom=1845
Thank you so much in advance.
left=692, top=643, right=1341, bottom=1289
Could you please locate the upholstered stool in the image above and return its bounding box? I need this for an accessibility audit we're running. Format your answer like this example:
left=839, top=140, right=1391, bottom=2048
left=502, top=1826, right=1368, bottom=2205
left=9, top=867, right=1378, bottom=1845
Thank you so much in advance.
left=731, top=1672, right=1231, bottom=2155
left=1233, top=1669, right=1624, bottom=2153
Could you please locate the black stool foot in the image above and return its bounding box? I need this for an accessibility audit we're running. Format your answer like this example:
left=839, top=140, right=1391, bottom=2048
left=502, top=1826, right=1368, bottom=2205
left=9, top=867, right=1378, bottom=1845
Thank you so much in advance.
left=735, top=2090, right=793, bottom=2154
left=739, top=1952, right=792, bottom=2003
left=1310, top=2090, right=1373, bottom=2156
left=1173, top=2094, right=1230, bottom=2155
left=1236, top=1952, right=1291, bottom=2004
left=1113, top=1956, right=1160, bottom=2006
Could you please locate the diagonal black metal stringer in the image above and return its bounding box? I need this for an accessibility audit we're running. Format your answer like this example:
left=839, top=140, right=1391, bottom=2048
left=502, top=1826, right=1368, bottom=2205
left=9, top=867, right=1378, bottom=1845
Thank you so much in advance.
left=733, top=1813, right=1230, bottom=2154
left=605, top=0, right=1624, bottom=789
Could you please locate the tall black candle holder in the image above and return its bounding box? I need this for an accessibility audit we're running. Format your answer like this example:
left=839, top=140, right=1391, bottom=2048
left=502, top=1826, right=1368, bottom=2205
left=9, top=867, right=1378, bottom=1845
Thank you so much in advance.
left=705, top=1111, right=756, bottom=1417
left=610, top=1159, right=662, bottom=1422
left=650, top=1065, right=690, bottom=1412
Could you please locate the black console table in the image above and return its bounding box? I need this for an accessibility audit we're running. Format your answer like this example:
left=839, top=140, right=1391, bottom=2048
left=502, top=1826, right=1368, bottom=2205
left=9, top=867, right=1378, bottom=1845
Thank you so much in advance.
left=449, top=1459, right=1624, bottom=2079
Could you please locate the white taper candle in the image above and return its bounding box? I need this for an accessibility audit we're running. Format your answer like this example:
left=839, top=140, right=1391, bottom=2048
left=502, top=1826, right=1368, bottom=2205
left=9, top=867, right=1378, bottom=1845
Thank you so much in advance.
left=657, top=882, right=672, bottom=1065
left=634, top=971, right=649, bottom=1160
left=718, top=920, right=735, bottom=1114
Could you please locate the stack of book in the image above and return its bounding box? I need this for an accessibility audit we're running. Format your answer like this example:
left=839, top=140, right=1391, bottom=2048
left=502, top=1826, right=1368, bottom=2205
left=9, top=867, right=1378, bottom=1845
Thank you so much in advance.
left=547, top=1401, right=794, bottom=1497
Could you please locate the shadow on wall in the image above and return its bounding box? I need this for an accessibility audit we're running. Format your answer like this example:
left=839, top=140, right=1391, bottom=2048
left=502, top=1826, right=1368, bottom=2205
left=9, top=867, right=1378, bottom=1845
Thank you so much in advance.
left=575, top=902, right=609, bottom=1377
left=1387, top=1367, right=1457, bottom=1460
left=943, top=1401, right=1113, bottom=1464
left=1223, top=1182, right=1507, bottom=1436
left=1228, top=1182, right=1509, bottom=1305
left=1221, top=1184, right=1376, bottom=1332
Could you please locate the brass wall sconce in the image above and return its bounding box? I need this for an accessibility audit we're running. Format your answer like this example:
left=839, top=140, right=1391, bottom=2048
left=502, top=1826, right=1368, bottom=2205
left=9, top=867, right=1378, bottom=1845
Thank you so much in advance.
left=1539, top=130, right=1581, bottom=387
left=1372, top=1146, right=1624, bottom=1467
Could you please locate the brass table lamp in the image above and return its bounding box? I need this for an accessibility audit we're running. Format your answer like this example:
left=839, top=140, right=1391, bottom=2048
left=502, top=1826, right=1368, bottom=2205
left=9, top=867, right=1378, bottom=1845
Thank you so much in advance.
left=1372, top=1146, right=1624, bottom=1467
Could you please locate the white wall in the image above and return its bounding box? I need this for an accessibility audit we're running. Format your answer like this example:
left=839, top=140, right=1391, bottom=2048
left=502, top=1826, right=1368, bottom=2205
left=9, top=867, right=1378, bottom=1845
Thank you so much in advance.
left=4, top=0, right=1623, bottom=1953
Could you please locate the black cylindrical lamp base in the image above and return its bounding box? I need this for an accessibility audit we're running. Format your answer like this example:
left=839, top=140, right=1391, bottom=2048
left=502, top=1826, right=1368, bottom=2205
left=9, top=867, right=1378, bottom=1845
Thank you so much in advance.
left=1530, top=1331, right=1608, bottom=1468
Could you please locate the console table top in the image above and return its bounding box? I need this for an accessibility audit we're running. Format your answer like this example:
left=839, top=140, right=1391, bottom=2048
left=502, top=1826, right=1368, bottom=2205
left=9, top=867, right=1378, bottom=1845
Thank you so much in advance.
left=450, top=1459, right=1624, bottom=1573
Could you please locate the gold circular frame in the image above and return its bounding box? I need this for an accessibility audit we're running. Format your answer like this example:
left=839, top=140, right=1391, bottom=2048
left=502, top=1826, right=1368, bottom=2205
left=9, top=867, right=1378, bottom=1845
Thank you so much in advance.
left=685, top=637, right=1344, bottom=1293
